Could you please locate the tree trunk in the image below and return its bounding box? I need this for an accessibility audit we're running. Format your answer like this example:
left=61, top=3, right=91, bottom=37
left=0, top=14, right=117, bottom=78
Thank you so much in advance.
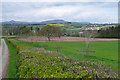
left=48, top=37, right=50, bottom=41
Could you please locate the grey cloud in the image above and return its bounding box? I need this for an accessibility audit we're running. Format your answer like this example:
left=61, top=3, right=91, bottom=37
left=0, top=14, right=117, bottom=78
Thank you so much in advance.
left=2, top=2, right=118, bottom=23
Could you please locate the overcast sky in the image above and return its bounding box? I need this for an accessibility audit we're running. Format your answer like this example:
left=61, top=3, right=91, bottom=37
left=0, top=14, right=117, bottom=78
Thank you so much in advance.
left=1, top=1, right=118, bottom=23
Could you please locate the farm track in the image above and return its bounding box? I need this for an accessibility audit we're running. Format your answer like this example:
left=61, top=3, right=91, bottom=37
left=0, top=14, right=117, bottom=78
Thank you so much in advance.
left=0, top=39, right=9, bottom=79
left=19, top=36, right=120, bottom=42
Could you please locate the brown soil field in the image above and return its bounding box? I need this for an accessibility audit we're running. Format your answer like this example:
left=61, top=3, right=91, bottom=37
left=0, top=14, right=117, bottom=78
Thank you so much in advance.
left=18, top=36, right=120, bottom=42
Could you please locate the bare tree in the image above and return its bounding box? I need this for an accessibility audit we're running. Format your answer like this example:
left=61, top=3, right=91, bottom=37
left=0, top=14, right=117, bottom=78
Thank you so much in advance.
left=80, top=26, right=96, bottom=57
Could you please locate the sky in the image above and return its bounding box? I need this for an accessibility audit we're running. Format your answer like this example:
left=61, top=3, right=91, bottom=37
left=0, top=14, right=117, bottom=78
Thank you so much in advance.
left=1, top=0, right=119, bottom=2
left=1, top=0, right=119, bottom=23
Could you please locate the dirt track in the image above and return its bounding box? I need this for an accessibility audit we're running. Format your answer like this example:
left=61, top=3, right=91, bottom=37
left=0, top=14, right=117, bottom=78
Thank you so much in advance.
left=0, top=39, right=9, bottom=79
left=19, top=36, right=120, bottom=42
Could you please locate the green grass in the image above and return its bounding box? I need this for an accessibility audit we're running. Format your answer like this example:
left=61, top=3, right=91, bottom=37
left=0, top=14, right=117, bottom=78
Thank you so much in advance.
left=7, top=39, right=118, bottom=78
left=66, top=28, right=80, bottom=31
left=0, top=36, right=16, bottom=38
left=5, top=39, right=18, bottom=78
left=11, top=39, right=118, bottom=70
left=0, top=39, right=1, bottom=46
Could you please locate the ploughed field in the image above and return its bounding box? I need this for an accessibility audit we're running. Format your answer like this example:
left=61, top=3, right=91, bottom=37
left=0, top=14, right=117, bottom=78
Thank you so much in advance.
left=19, top=36, right=119, bottom=42
left=6, top=39, right=118, bottom=78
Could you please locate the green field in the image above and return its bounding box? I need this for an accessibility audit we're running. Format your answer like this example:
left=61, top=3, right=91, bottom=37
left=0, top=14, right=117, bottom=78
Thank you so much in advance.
left=66, top=28, right=80, bottom=31
left=14, top=39, right=118, bottom=70
left=6, top=39, right=118, bottom=78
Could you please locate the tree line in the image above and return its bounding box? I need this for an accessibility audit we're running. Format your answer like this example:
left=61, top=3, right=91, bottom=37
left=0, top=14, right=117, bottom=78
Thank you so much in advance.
left=19, top=24, right=63, bottom=41
left=97, top=25, right=119, bottom=38
left=2, top=24, right=119, bottom=40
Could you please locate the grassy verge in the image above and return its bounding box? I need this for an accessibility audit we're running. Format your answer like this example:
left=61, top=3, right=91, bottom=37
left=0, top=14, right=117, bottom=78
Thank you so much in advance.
left=5, top=39, right=17, bottom=78
left=0, top=36, right=16, bottom=38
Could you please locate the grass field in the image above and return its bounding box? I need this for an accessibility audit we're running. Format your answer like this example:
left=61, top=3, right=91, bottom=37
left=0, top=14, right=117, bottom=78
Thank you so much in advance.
left=6, top=39, right=118, bottom=78
left=66, top=28, right=80, bottom=31
left=14, top=39, right=118, bottom=70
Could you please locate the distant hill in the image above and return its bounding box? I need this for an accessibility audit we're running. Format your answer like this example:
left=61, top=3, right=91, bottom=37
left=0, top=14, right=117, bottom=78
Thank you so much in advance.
left=71, top=22, right=90, bottom=24
left=40, top=20, right=90, bottom=24
left=1, top=20, right=30, bottom=24
left=1, top=20, right=90, bottom=24
left=40, top=20, right=67, bottom=24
